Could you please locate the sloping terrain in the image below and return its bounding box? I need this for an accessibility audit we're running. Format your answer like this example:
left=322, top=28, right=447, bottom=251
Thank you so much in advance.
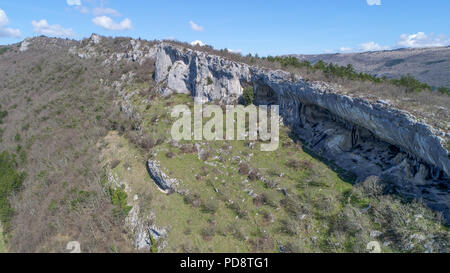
left=0, top=37, right=137, bottom=252
left=292, top=46, right=450, bottom=88
left=0, top=35, right=448, bottom=253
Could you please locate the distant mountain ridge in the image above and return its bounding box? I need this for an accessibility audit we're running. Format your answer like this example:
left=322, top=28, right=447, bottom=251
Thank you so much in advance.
left=291, top=46, right=450, bottom=88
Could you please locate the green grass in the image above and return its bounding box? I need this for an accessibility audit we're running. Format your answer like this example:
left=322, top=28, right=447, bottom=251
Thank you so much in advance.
left=0, top=225, right=6, bottom=253
left=100, top=92, right=368, bottom=252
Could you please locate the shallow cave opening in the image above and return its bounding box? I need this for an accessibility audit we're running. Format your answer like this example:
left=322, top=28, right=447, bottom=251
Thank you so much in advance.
left=254, top=83, right=278, bottom=106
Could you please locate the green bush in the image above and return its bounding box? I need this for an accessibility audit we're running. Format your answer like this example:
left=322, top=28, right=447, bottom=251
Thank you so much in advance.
left=14, top=133, right=21, bottom=142
left=242, top=87, right=254, bottom=106
left=149, top=234, right=158, bottom=253
left=202, top=199, right=219, bottom=214
left=390, top=75, right=431, bottom=93
left=109, top=185, right=132, bottom=217
left=0, top=109, right=7, bottom=124
left=0, top=47, right=9, bottom=55
left=438, top=86, right=450, bottom=95
left=0, top=152, right=26, bottom=231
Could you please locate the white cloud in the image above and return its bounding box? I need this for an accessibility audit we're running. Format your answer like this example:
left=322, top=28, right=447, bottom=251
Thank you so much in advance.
left=396, top=32, right=450, bottom=48
left=0, top=9, right=8, bottom=26
left=0, top=9, right=21, bottom=38
left=32, top=19, right=75, bottom=37
left=189, top=21, right=204, bottom=32
left=339, top=47, right=353, bottom=52
left=0, top=27, right=21, bottom=38
left=366, top=0, right=381, bottom=6
left=66, top=0, right=81, bottom=6
left=228, top=49, right=242, bottom=54
left=191, top=40, right=205, bottom=46
left=92, top=16, right=132, bottom=30
left=93, top=7, right=121, bottom=17
left=359, top=41, right=389, bottom=51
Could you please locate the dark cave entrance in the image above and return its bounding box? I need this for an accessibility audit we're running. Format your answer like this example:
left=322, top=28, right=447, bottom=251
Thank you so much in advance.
left=254, top=83, right=278, bottom=106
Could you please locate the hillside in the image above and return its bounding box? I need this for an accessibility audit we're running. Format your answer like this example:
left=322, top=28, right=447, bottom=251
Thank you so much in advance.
left=292, top=46, right=450, bottom=88
left=0, top=35, right=448, bottom=253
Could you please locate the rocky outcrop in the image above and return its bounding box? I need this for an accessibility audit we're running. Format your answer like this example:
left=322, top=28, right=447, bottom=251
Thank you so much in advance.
left=70, top=34, right=157, bottom=66
left=154, top=43, right=450, bottom=222
left=155, top=43, right=251, bottom=103
left=146, top=160, right=180, bottom=193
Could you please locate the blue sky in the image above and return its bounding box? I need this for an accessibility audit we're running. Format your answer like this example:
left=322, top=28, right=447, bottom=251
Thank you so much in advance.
left=0, top=0, right=449, bottom=56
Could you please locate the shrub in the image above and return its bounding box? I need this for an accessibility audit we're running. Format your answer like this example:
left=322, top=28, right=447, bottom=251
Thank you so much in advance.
left=139, top=138, right=156, bottom=150
left=390, top=75, right=431, bottom=93
left=248, top=170, right=261, bottom=181
left=253, top=195, right=264, bottom=207
left=264, top=179, right=279, bottom=189
left=438, top=86, right=450, bottom=95
left=70, top=190, right=96, bottom=211
left=261, top=192, right=278, bottom=207
left=110, top=159, right=121, bottom=169
left=165, top=151, right=175, bottom=158
left=14, top=133, right=21, bottom=142
left=0, top=152, right=26, bottom=231
left=199, top=150, right=211, bottom=161
left=286, top=159, right=300, bottom=169
left=0, top=109, right=7, bottom=124
left=242, top=87, right=254, bottom=106
left=184, top=192, right=202, bottom=208
left=226, top=222, right=247, bottom=241
left=180, top=144, right=197, bottom=154
left=357, top=176, right=383, bottom=198
left=202, top=199, right=219, bottom=214
left=250, top=233, right=274, bottom=252
left=228, top=202, right=248, bottom=219
left=201, top=225, right=217, bottom=240
left=286, top=159, right=313, bottom=170
left=280, top=195, right=304, bottom=217
left=0, top=47, right=9, bottom=55
left=284, top=240, right=306, bottom=253
left=109, top=185, right=132, bottom=217
left=261, top=211, right=274, bottom=225
left=238, top=163, right=250, bottom=175
left=279, top=218, right=299, bottom=235
left=149, top=234, right=158, bottom=253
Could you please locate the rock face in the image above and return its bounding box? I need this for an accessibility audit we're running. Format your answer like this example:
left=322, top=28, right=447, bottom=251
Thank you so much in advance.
left=155, top=43, right=251, bottom=103
left=146, top=160, right=179, bottom=193
left=154, top=43, right=450, bottom=222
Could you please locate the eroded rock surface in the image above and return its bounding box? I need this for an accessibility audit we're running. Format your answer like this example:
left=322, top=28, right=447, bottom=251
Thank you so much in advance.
left=146, top=160, right=180, bottom=193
